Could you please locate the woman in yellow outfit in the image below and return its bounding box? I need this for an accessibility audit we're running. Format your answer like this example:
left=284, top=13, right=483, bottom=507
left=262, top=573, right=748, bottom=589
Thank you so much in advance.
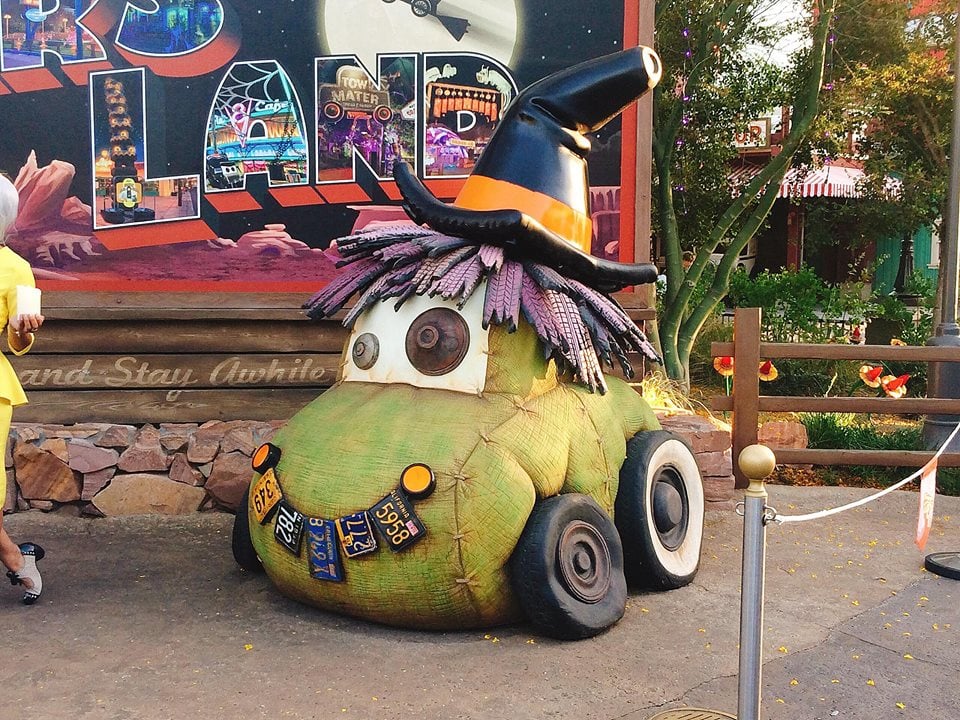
left=0, top=175, right=45, bottom=605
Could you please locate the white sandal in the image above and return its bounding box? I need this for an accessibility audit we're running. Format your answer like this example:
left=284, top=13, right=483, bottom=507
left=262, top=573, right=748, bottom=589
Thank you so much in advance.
left=6, top=543, right=44, bottom=605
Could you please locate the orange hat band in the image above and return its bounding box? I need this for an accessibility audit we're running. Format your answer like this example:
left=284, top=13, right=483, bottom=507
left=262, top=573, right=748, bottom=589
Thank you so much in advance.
left=454, top=175, right=593, bottom=253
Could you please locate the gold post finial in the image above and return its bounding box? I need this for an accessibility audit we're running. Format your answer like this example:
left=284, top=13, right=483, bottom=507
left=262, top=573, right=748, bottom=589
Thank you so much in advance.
left=738, top=444, right=776, bottom=499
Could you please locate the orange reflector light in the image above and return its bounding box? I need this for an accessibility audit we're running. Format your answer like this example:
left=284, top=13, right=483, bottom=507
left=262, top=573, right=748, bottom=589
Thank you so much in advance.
left=252, top=443, right=281, bottom=472
left=400, top=463, right=435, bottom=499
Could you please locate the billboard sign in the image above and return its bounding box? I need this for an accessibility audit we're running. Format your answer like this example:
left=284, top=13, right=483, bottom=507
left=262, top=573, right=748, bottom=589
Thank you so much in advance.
left=0, top=0, right=640, bottom=293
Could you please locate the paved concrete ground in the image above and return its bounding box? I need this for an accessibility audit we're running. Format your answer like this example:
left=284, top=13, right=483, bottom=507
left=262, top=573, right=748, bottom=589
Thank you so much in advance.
left=2, top=485, right=958, bottom=720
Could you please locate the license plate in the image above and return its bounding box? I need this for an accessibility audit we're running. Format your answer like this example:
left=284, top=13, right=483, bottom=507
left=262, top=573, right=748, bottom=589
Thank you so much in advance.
left=371, top=489, right=426, bottom=552
left=250, top=468, right=282, bottom=524
left=274, top=501, right=305, bottom=556
left=307, top=518, right=344, bottom=582
left=336, top=510, right=378, bottom=558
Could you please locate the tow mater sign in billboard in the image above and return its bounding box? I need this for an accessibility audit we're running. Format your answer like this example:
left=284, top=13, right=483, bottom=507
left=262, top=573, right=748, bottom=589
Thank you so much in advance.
left=0, top=0, right=641, bottom=292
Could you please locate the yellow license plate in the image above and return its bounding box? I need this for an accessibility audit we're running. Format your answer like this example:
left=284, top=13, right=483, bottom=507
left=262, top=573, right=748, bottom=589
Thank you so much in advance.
left=251, top=468, right=282, bottom=524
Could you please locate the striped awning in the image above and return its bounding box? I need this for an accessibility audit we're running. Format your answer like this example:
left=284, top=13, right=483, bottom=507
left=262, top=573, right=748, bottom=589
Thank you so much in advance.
left=728, top=163, right=866, bottom=199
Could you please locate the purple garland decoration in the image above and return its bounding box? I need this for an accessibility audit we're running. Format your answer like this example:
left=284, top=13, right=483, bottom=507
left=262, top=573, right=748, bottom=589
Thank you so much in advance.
left=304, top=224, right=661, bottom=393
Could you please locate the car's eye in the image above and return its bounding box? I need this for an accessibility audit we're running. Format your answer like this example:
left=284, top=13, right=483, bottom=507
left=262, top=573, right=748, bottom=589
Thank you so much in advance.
left=341, top=289, right=488, bottom=394
left=352, top=332, right=379, bottom=370
left=405, top=308, right=469, bottom=376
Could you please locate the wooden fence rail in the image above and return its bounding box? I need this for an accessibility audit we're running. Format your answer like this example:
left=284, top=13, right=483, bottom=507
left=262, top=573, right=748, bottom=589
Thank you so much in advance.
left=710, top=307, right=960, bottom=488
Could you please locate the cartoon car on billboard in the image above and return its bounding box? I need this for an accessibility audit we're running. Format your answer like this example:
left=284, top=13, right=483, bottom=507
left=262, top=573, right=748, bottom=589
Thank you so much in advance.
left=318, top=66, right=393, bottom=125
left=382, top=0, right=441, bottom=18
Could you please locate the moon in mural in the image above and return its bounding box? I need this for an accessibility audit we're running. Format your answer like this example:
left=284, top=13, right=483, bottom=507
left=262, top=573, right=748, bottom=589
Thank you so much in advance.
left=321, top=0, right=520, bottom=72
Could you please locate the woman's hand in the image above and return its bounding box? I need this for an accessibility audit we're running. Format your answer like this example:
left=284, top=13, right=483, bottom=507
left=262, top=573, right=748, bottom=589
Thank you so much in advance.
left=10, top=313, right=44, bottom=335
left=9, top=313, right=44, bottom=351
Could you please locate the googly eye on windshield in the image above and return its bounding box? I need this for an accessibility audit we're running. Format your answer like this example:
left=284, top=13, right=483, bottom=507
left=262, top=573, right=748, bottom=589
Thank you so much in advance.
left=341, top=289, right=489, bottom=395
left=405, top=308, right=469, bottom=376
left=352, top=332, right=379, bottom=370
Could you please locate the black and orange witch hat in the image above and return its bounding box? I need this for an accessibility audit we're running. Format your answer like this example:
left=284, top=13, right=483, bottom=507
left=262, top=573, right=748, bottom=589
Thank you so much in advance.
left=394, top=45, right=662, bottom=293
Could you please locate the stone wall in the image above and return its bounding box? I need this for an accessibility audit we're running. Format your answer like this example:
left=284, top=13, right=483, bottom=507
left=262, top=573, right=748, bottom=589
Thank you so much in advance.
left=3, top=421, right=282, bottom=517
left=2, top=414, right=735, bottom=518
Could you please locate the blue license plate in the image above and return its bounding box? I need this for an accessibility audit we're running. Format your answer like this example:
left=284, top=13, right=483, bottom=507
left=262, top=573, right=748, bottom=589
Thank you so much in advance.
left=336, top=511, right=378, bottom=558
left=274, top=500, right=304, bottom=556
left=307, top=518, right=344, bottom=581
left=371, top=490, right=426, bottom=552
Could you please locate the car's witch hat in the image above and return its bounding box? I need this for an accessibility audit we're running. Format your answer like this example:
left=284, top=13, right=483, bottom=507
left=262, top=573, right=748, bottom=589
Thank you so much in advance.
left=394, top=45, right=662, bottom=292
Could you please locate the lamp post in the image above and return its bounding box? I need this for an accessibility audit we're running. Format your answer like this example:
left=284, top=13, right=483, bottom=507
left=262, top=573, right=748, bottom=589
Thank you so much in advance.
left=922, top=5, right=960, bottom=581
left=923, top=6, right=960, bottom=452
left=3, top=14, right=10, bottom=37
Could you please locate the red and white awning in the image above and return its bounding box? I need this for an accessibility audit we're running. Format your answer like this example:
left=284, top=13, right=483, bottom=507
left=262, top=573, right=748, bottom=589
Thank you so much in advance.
left=728, top=162, right=871, bottom=199
left=779, top=164, right=864, bottom=198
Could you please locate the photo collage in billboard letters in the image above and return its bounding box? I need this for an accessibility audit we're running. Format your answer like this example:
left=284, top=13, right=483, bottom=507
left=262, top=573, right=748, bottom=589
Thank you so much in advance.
left=89, top=68, right=201, bottom=230
left=204, top=60, right=309, bottom=193
left=422, top=53, right=516, bottom=178
left=0, top=0, right=107, bottom=72
left=116, top=0, right=224, bottom=56
left=315, top=54, right=416, bottom=183
left=0, top=1, right=631, bottom=291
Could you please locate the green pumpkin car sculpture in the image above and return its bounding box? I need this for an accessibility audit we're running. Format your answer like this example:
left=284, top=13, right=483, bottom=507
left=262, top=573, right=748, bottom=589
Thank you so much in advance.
left=232, top=46, right=705, bottom=640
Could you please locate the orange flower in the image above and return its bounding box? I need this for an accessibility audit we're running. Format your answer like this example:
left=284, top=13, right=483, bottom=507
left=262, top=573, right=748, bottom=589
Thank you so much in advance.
left=881, top=374, right=910, bottom=398
left=859, top=364, right=884, bottom=388
left=890, top=338, right=907, bottom=346
left=714, top=356, right=734, bottom=376
left=758, top=360, right=778, bottom=381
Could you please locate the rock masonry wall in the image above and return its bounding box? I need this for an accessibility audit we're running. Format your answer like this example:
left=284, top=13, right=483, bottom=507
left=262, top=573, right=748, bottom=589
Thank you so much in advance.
left=2, top=414, right=735, bottom=518
left=2, top=421, right=283, bottom=517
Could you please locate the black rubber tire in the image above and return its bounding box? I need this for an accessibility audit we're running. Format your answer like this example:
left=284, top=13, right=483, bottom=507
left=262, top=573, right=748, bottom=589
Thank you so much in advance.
left=615, top=430, right=704, bottom=590
left=509, top=494, right=627, bottom=640
left=232, top=485, right=264, bottom=573
left=411, top=0, right=431, bottom=17
left=925, top=552, right=960, bottom=580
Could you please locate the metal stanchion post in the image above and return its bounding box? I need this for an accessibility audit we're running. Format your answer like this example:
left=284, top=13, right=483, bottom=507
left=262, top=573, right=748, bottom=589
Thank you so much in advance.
left=646, top=445, right=776, bottom=720
left=737, top=444, right=777, bottom=720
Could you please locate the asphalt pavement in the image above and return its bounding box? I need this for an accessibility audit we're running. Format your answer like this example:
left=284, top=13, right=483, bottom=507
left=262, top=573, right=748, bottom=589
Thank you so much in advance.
left=1, top=484, right=958, bottom=720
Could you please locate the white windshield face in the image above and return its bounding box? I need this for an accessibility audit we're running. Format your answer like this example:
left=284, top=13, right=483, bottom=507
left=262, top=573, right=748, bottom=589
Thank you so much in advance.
left=341, top=286, right=489, bottom=395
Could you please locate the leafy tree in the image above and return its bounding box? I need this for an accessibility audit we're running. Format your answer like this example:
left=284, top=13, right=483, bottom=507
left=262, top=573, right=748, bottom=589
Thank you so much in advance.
left=651, top=0, right=838, bottom=386
left=803, top=0, right=954, bottom=255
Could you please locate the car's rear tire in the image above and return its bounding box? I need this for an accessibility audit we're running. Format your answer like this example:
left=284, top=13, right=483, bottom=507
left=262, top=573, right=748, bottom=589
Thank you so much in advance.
left=411, top=0, right=431, bottom=17
left=232, top=485, right=264, bottom=573
left=510, top=494, right=627, bottom=640
left=615, top=430, right=704, bottom=589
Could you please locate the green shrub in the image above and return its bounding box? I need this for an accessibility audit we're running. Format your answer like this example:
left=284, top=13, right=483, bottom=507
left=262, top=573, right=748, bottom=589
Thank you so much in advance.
left=688, top=314, right=733, bottom=389
left=797, top=412, right=958, bottom=495
left=864, top=271, right=935, bottom=394
left=800, top=412, right=923, bottom=451
left=725, top=265, right=935, bottom=397
left=939, top=469, right=960, bottom=496
left=763, top=358, right=861, bottom=397
left=728, top=266, right=869, bottom=344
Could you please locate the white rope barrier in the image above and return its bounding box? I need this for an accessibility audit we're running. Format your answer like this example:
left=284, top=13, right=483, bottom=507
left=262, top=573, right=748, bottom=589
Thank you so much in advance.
left=774, top=420, right=960, bottom=524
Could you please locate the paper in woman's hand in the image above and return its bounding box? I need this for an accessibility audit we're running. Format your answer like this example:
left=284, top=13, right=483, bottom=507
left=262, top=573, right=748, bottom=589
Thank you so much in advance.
left=15, top=285, right=41, bottom=317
